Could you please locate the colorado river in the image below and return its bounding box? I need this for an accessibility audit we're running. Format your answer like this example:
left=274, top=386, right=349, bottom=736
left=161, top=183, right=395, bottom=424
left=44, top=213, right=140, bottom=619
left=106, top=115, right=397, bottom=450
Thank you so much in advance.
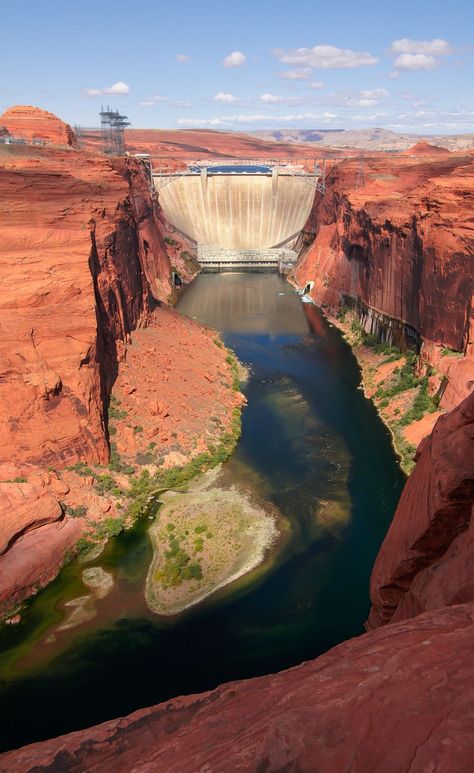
left=0, top=273, right=405, bottom=751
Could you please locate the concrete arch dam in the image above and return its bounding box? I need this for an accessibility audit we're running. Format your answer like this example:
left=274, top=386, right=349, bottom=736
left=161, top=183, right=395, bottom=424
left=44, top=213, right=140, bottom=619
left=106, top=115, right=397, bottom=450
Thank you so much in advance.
left=154, top=170, right=317, bottom=251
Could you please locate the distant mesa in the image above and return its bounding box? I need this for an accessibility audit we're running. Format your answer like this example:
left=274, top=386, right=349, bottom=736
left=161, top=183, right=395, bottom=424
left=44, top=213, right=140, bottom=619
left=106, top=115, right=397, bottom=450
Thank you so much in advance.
left=0, top=105, right=75, bottom=146
left=404, top=140, right=450, bottom=155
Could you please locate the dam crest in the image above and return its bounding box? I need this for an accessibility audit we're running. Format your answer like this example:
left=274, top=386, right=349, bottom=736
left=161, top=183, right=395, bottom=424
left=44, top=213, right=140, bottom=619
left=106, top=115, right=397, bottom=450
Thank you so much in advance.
left=152, top=159, right=325, bottom=269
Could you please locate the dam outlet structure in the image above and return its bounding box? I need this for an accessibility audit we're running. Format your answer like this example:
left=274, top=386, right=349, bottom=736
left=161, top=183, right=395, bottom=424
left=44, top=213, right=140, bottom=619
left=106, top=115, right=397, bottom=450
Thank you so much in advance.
left=153, top=160, right=325, bottom=271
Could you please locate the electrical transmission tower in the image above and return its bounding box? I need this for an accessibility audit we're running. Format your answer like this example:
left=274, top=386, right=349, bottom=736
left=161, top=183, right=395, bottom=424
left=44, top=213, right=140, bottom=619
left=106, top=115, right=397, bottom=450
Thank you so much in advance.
left=100, top=106, right=130, bottom=155
left=355, top=155, right=366, bottom=190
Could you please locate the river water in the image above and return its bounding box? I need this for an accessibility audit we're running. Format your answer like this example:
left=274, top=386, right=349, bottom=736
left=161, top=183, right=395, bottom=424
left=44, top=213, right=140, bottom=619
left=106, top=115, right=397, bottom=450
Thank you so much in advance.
left=0, top=273, right=404, bottom=751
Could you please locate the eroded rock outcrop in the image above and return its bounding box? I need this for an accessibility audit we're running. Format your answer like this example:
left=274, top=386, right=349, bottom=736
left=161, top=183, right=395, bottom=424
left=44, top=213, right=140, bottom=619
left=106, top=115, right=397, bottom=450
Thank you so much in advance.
left=0, top=141, right=203, bottom=612
left=2, top=602, right=474, bottom=772
left=0, top=105, right=75, bottom=146
left=294, top=153, right=474, bottom=411
left=368, top=390, right=474, bottom=628
left=0, top=144, right=171, bottom=472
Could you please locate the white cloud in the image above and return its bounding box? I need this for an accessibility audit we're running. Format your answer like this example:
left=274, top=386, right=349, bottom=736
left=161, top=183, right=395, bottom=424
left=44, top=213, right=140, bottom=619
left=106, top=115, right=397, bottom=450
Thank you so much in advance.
left=177, top=111, right=340, bottom=127
left=104, top=81, right=130, bottom=95
left=274, top=44, right=378, bottom=69
left=394, top=53, right=438, bottom=71
left=391, top=38, right=452, bottom=55
left=214, top=92, right=238, bottom=102
left=82, top=81, right=130, bottom=97
left=139, top=95, right=191, bottom=108
left=176, top=54, right=190, bottom=63
left=350, top=112, right=388, bottom=122
left=222, top=51, right=246, bottom=67
left=360, top=88, right=389, bottom=99
left=389, top=38, right=453, bottom=74
left=308, top=81, right=324, bottom=89
left=260, top=93, right=285, bottom=103
left=388, top=71, right=400, bottom=79
left=279, top=68, right=312, bottom=80
left=258, top=93, right=303, bottom=106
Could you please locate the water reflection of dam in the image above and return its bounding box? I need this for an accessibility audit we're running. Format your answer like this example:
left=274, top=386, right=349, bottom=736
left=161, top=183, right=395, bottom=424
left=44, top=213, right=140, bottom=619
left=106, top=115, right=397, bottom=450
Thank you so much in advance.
left=153, top=162, right=324, bottom=255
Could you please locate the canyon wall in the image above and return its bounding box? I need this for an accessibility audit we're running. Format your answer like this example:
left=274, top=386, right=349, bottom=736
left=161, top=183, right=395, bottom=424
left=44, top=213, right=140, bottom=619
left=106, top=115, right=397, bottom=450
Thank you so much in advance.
left=294, top=152, right=474, bottom=410
left=0, top=140, right=197, bottom=612
left=368, top=390, right=474, bottom=628
left=0, top=144, right=172, bottom=473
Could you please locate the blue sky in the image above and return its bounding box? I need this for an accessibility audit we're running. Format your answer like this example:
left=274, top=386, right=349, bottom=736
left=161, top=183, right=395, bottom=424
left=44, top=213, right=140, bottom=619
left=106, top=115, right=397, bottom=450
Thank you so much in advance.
left=1, top=0, right=473, bottom=134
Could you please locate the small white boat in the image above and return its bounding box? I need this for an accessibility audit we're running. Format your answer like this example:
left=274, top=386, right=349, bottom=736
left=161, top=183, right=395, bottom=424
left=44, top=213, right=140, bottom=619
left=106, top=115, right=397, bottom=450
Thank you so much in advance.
left=301, top=295, right=313, bottom=304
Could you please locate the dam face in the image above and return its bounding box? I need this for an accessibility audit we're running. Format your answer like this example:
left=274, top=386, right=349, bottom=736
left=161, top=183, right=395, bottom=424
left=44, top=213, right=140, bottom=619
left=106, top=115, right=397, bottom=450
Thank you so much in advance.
left=154, top=168, right=317, bottom=251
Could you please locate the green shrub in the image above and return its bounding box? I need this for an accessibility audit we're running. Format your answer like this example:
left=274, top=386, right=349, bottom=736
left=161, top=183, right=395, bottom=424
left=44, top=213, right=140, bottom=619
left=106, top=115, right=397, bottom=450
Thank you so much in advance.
left=441, top=346, right=463, bottom=357
left=91, top=517, right=125, bottom=540
left=109, top=404, right=127, bottom=420
left=135, top=451, right=154, bottom=465
left=95, top=474, right=116, bottom=495
left=65, top=504, right=88, bottom=517
left=399, top=377, right=438, bottom=425
left=67, top=462, right=94, bottom=477
left=109, top=443, right=135, bottom=474
left=75, top=537, right=93, bottom=553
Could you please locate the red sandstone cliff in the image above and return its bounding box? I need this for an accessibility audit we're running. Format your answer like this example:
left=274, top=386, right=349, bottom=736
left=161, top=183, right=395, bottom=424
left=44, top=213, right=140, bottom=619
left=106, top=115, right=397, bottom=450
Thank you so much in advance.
left=0, top=106, right=75, bottom=146
left=368, top=390, right=474, bottom=628
left=294, top=153, right=474, bottom=411
left=0, top=142, right=204, bottom=612
left=0, top=144, right=172, bottom=473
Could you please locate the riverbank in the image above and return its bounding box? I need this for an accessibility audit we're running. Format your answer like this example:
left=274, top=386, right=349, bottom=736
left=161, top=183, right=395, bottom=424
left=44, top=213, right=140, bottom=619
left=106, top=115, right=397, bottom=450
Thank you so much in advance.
left=295, top=289, right=443, bottom=473
left=327, top=310, right=444, bottom=473
left=0, top=302, right=246, bottom=618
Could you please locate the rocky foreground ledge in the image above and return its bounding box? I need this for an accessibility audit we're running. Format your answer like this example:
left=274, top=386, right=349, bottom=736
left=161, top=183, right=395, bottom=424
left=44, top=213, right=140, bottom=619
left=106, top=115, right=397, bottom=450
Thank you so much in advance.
left=1, top=602, right=473, bottom=772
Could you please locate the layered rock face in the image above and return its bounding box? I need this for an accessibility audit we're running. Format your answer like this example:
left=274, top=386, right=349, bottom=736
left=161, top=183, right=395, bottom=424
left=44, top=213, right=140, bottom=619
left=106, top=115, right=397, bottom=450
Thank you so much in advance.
left=0, top=143, right=176, bottom=610
left=0, top=105, right=75, bottom=146
left=0, top=144, right=172, bottom=473
left=368, top=390, right=474, bottom=628
left=3, top=602, right=474, bottom=772
left=294, top=153, right=474, bottom=410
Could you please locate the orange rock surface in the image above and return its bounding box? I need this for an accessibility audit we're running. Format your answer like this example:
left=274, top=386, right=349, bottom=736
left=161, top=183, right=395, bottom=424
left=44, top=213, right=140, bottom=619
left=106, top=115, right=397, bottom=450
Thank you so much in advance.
left=80, top=127, right=344, bottom=165
left=368, top=391, right=474, bottom=628
left=0, top=139, right=217, bottom=613
left=294, top=152, right=474, bottom=413
left=111, top=304, right=244, bottom=467
left=403, top=140, right=451, bottom=155
left=0, top=105, right=75, bottom=146
left=0, top=143, right=171, bottom=472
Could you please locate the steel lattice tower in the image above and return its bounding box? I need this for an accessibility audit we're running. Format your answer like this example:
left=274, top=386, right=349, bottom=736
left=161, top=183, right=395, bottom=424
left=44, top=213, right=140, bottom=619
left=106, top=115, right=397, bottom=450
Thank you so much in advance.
left=100, top=106, right=130, bottom=155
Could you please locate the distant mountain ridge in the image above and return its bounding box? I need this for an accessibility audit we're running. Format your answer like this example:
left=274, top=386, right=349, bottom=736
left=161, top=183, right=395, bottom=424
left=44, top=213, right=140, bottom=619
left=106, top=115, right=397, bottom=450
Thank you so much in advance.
left=250, top=127, right=474, bottom=152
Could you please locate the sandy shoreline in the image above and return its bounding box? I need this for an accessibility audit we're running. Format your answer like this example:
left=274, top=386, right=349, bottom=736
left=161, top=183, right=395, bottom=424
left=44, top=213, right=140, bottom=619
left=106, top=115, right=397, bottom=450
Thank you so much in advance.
left=145, top=483, right=279, bottom=617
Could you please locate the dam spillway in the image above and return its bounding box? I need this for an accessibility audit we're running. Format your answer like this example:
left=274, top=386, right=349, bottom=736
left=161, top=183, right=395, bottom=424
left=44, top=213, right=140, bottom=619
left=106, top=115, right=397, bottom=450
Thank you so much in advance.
left=153, top=164, right=319, bottom=251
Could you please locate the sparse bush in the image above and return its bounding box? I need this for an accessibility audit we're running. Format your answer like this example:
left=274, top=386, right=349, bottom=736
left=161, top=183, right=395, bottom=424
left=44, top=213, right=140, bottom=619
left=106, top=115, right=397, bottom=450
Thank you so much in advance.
left=441, top=346, right=463, bottom=357
left=67, top=462, right=94, bottom=477
left=65, top=504, right=88, bottom=517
